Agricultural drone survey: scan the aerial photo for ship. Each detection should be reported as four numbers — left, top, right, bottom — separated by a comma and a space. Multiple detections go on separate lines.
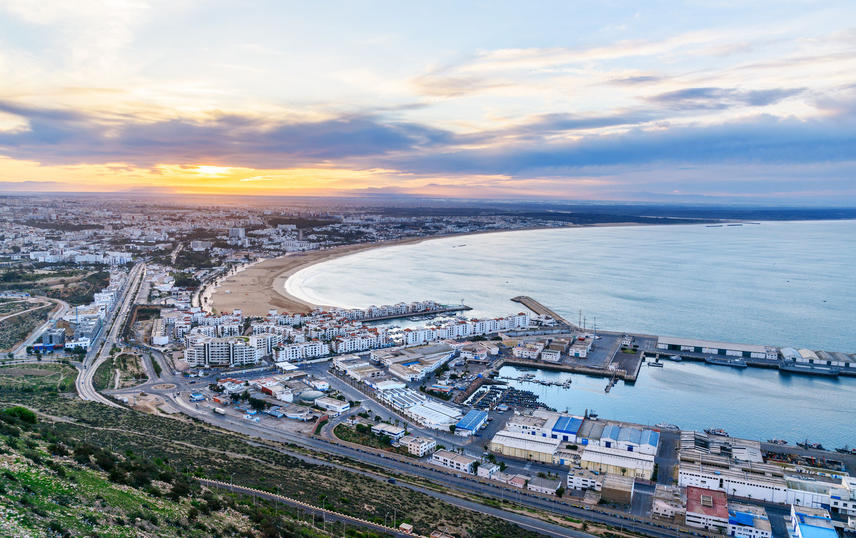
656, 423, 680, 431
706, 224, 724, 227
665, 355, 683, 361
648, 361, 664, 367
705, 356, 748, 368
705, 428, 729, 437
767, 439, 788, 445
779, 361, 840, 376
796, 440, 825, 451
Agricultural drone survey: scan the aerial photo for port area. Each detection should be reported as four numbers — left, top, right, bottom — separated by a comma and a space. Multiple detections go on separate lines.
506, 295, 856, 380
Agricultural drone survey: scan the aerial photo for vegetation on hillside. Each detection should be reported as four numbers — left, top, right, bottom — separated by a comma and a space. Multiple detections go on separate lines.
0, 365, 542, 537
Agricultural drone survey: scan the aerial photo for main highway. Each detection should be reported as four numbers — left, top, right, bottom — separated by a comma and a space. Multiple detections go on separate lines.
79, 261, 696, 537
75, 262, 145, 408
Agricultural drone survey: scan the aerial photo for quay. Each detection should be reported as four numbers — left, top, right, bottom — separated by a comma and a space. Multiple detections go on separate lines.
496, 357, 642, 382
511, 296, 579, 329
512, 296, 856, 379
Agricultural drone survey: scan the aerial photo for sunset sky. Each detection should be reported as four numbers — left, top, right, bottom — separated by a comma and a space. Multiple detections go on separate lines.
1, 1, 855, 202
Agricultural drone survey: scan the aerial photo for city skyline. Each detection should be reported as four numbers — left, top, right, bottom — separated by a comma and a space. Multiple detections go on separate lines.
1, 1, 855, 203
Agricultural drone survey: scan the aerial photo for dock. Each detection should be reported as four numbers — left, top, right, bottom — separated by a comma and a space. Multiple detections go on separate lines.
511, 296, 579, 329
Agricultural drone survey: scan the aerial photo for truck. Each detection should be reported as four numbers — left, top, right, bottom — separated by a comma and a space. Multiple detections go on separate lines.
212, 407, 226, 416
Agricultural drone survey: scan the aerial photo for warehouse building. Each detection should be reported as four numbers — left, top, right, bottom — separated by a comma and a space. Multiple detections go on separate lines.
455, 409, 488, 437
580, 444, 655, 479
601, 474, 635, 505
657, 336, 777, 360
488, 429, 560, 463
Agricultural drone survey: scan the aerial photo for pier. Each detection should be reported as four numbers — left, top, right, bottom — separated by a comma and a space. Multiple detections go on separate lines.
511, 296, 579, 329
510, 296, 855, 380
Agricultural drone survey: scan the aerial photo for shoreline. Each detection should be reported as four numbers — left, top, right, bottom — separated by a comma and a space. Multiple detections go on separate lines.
210, 224, 590, 316
207, 219, 754, 316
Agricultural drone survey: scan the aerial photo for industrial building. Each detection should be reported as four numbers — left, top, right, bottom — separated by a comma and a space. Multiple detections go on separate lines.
601, 474, 635, 505
657, 336, 777, 360
685, 486, 728, 532
376, 387, 462, 429
727, 503, 772, 538
788, 505, 838, 538
527, 477, 563, 495
455, 409, 488, 437
488, 429, 560, 463
580, 444, 656, 479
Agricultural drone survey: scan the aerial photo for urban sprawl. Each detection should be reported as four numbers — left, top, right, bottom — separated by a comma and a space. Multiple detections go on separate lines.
2, 196, 855, 538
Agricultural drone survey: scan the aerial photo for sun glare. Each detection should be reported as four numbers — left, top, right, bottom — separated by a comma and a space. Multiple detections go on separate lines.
195, 165, 231, 176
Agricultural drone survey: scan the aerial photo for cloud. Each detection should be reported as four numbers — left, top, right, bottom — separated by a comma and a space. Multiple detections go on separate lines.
647, 87, 804, 110
0, 100, 457, 167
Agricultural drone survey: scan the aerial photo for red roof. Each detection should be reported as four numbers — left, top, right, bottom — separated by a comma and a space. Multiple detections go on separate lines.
685, 486, 728, 520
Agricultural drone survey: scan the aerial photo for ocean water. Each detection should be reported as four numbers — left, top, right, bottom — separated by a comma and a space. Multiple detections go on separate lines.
286, 220, 856, 445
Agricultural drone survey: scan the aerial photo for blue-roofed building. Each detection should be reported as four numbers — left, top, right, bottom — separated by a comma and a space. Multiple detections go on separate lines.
788, 505, 838, 538
727, 503, 772, 538
583, 422, 660, 455
455, 409, 488, 436
549, 416, 583, 442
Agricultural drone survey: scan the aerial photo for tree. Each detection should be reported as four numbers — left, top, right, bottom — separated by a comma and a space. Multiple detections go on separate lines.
449, 425, 456, 434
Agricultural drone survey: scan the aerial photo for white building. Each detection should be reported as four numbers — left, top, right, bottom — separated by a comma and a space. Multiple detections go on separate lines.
399, 435, 436, 457
727, 503, 772, 538
314, 397, 350, 416
431, 450, 477, 474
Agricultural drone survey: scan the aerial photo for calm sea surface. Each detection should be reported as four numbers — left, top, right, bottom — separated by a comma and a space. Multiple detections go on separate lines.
287, 221, 856, 446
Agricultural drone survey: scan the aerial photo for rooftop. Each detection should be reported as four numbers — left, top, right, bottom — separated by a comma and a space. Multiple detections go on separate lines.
685, 486, 728, 520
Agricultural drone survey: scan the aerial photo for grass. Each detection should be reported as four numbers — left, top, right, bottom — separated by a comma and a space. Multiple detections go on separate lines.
0, 365, 544, 538
0, 305, 51, 352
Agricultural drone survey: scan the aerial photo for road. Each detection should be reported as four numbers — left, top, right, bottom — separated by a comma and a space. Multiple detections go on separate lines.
113, 377, 693, 538
75, 263, 145, 409
11, 297, 70, 358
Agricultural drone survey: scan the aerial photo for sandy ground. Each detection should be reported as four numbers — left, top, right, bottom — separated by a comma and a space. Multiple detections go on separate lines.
209, 238, 427, 316
207, 223, 652, 317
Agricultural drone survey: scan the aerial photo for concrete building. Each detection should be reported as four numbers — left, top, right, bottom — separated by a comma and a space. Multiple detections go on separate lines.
527, 477, 564, 495
788, 505, 837, 538
567, 468, 603, 492
431, 450, 477, 474
658, 336, 777, 360
652, 484, 686, 520
601, 474, 635, 505
399, 435, 436, 457
580, 444, 656, 479
685, 486, 728, 533
488, 429, 560, 463
371, 422, 406, 441
727, 503, 772, 538
313, 397, 350, 416
455, 409, 488, 437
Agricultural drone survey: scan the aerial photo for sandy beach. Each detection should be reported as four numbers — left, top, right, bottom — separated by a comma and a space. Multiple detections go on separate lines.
208, 223, 660, 317
208, 237, 427, 316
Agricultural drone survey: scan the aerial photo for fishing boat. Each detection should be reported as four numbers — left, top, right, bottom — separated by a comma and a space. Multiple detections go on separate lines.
767, 439, 788, 445
704, 428, 729, 437
796, 440, 825, 450
648, 361, 664, 367
666, 355, 683, 362
656, 423, 680, 431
